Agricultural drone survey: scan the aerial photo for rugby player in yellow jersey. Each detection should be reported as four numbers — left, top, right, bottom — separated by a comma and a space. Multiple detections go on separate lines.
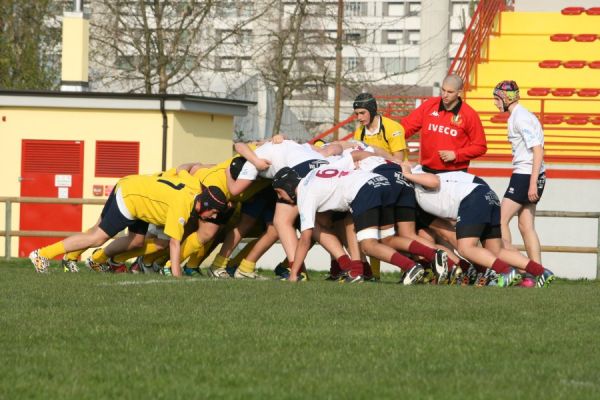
28, 171, 227, 277
349, 93, 409, 278
172, 154, 270, 276
352, 93, 408, 163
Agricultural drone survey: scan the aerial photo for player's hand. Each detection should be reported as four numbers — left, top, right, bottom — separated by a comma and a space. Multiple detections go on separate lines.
400, 161, 413, 175
271, 134, 286, 144
528, 185, 539, 202
254, 158, 271, 171
438, 150, 456, 163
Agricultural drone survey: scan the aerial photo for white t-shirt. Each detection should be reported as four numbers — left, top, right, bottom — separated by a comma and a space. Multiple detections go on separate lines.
237, 140, 326, 180
507, 104, 546, 174
411, 165, 480, 220
325, 151, 356, 170
297, 167, 380, 231
323, 140, 377, 170
357, 155, 387, 172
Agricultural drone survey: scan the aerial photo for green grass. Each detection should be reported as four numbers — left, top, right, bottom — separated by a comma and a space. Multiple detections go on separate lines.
1, 259, 599, 400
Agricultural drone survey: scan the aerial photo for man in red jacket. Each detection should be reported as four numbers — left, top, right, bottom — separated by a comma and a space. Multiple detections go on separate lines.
401, 74, 487, 173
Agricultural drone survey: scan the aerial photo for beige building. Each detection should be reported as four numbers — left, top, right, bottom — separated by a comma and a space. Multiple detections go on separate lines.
0, 90, 253, 258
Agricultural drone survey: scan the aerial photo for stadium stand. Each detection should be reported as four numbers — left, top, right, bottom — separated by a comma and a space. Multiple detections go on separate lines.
433, 7, 600, 164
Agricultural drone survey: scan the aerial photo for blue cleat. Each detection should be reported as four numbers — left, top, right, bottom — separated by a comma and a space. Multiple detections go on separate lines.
496, 268, 522, 288
536, 269, 555, 288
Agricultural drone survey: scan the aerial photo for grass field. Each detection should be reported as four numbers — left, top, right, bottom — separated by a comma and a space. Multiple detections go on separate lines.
1, 259, 599, 400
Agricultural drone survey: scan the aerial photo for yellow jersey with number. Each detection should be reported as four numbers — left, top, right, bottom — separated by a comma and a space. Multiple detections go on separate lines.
117, 171, 199, 241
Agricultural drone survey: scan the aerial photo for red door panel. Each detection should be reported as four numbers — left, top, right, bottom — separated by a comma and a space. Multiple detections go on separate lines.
19, 140, 84, 258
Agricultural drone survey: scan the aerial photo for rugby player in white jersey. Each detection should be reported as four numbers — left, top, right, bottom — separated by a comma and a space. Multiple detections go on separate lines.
401, 163, 555, 288
272, 164, 426, 284
354, 154, 466, 283
493, 80, 546, 263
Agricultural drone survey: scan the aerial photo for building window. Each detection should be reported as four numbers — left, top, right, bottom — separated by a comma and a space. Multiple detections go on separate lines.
385, 2, 405, 17
381, 57, 420, 73
407, 2, 421, 16
345, 30, 366, 44
451, 31, 464, 44
115, 55, 137, 71
406, 30, 420, 45
381, 57, 402, 74
345, 57, 364, 72
345, 2, 368, 17
282, 3, 298, 16
405, 57, 420, 72
216, 56, 240, 72
218, 29, 252, 45
217, 0, 238, 17
451, 2, 470, 17
384, 30, 403, 44
239, 1, 254, 17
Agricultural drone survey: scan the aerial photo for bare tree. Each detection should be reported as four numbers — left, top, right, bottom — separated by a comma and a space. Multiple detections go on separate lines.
249, 1, 445, 137
89, 0, 272, 94
0, 0, 62, 90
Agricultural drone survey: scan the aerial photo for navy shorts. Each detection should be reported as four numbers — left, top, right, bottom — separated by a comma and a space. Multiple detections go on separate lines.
456, 185, 501, 240
99, 188, 148, 237
241, 186, 276, 223
331, 211, 349, 222
350, 177, 394, 231
504, 173, 546, 205
373, 164, 416, 222
415, 205, 436, 230
291, 159, 329, 178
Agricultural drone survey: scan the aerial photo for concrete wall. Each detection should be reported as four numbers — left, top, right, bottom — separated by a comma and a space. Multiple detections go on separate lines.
171, 112, 234, 166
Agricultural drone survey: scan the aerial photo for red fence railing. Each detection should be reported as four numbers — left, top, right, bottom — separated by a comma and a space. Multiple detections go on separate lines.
447, 0, 506, 93
310, 95, 600, 164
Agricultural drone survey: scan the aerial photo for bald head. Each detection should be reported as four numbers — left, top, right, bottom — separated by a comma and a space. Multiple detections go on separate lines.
440, 74, 464, 110
443, 74, 464, 91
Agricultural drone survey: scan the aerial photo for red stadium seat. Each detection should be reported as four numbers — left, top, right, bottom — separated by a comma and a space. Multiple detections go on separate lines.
552, 88, 576, 97
538, 60, 562, 68
550, 33, 573, 42
552, 88, 575, 97
490, 113, 509, 123
561, 7, 585, 15
577, 88, 600, 97
589, 61, 600, 69
563, 60, 587, 68
527, 88, 551, 96
574, 34, 598, 42
542, 115, 564, 125
585, 7, 600, 15
565, 116, 589, 125
590, 117, 600, 125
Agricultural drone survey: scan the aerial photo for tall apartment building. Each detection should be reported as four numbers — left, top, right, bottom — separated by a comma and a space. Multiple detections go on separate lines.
63, 0, 476, 140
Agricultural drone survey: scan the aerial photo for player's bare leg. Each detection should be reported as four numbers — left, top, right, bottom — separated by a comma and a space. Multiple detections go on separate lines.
273, 202, 300, 263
